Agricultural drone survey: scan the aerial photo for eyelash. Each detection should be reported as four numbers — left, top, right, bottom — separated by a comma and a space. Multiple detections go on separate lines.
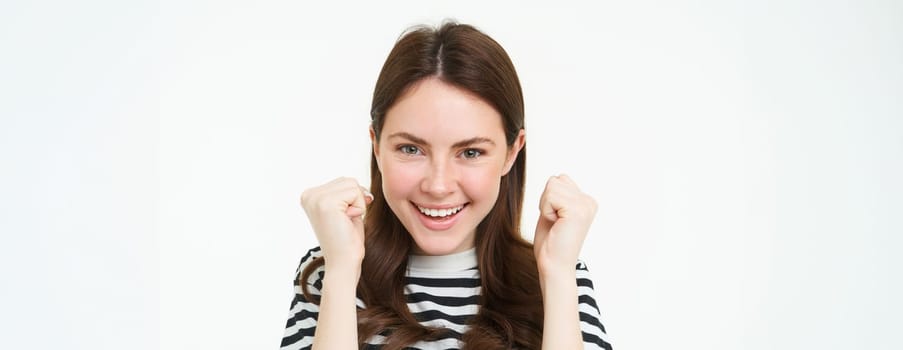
399, 145, 421, 155
461, 148, 483, 159
396, 145, 485, 159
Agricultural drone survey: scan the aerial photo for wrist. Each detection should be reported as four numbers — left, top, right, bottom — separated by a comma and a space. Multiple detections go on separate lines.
539, 267, 576, 285
538, 266, 576, 297
537, 258, 576, 279
323, 259, 363, 284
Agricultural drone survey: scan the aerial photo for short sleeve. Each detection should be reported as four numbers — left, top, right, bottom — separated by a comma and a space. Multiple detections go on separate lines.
576, 260, 613, 350
280, 247, 325, 350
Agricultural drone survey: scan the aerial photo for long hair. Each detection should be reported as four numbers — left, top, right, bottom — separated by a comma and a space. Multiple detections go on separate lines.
302, 21, 542, 349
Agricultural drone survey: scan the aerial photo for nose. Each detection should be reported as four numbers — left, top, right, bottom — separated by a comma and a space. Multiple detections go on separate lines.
420, 157, 456, 197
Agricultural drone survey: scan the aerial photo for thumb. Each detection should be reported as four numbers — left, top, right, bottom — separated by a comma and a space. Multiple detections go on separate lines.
534, 214, 552, 245
345, 188, 371, 218
538, 193, 560, 223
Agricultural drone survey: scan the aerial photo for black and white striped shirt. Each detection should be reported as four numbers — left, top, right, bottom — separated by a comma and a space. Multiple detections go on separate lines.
280, 247, 612, 349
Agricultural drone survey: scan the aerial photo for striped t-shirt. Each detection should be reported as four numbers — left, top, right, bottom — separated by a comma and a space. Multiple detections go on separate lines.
280, 247, 612, 349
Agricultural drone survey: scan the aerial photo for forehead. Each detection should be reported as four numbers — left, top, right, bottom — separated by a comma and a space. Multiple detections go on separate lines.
381, 78, 505, 142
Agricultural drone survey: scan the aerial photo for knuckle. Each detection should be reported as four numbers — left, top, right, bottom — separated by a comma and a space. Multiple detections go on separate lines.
585, 196, 598, 214
313, 199, 330, 211
299, 189, 312, 205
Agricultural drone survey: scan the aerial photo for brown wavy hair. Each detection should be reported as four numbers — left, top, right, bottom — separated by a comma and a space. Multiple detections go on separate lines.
301, 21, 543, 349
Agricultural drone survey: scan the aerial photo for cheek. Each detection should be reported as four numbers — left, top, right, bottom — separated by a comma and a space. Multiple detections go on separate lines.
381, 162, 420, 198
460, 167, 502, 200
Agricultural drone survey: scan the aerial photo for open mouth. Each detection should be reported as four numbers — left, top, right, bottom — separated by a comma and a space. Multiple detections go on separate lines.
413, 202, 468, 221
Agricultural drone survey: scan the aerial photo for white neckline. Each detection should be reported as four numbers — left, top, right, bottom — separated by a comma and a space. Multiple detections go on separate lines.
408, 247, 477, 272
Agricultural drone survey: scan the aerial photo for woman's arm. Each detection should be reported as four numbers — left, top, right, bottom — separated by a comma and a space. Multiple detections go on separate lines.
532, 174, 598, 349
299, 178, 372, 349
539, 265, 583, 349
312, 261, 361, 349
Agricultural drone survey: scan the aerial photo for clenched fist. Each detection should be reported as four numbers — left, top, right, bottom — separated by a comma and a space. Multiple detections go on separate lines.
533, 174, 598, 275
300, 177, 373, 270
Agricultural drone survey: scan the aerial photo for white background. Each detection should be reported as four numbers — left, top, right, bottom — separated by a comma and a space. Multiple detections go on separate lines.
2, 0, 901, 349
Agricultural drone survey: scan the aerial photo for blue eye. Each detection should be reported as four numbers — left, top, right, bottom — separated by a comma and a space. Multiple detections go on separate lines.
462, 149, 483, 159
399, 145, 421, 155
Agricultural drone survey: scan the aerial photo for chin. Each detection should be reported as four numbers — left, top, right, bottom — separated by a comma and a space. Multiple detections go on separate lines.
410, 234, 473, 256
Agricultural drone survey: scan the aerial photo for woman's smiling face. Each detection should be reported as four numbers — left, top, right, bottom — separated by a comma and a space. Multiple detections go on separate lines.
372, 77, 524, 256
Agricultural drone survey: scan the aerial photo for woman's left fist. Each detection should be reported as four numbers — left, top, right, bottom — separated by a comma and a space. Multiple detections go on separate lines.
533, 174, 598, 275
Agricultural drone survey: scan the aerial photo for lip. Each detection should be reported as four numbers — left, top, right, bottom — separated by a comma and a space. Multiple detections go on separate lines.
412, 202, 467, 210
410, 201, 467, 231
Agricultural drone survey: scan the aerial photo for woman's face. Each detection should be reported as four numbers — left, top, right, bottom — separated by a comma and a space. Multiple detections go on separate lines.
372, 78, 524, 256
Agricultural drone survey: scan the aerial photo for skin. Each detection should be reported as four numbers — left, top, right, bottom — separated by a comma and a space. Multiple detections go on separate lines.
299, 77, 597, 349
373, 78, 523, 256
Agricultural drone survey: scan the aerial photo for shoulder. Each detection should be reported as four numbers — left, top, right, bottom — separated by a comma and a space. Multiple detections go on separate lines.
294, 246, 326, 294
574, 259, 613, 349
574, 259, 600, 307
575, 259, 595, 286
282, 247, 324, 349
574, 259, 601, 308
295, 246, 324, 273
574, 259, 601, 316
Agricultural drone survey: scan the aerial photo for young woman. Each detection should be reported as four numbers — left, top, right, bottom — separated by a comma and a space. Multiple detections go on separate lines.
281, 21, 612, 350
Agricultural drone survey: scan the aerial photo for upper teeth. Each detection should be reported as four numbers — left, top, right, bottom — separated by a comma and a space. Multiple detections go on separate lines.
417, 205, 464, 217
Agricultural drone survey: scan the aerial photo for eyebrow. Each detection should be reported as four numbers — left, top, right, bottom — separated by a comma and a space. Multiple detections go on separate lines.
388, 132, 496, 148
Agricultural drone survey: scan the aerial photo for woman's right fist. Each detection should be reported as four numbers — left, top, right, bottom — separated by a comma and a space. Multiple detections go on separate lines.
300, 177, 373, 269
